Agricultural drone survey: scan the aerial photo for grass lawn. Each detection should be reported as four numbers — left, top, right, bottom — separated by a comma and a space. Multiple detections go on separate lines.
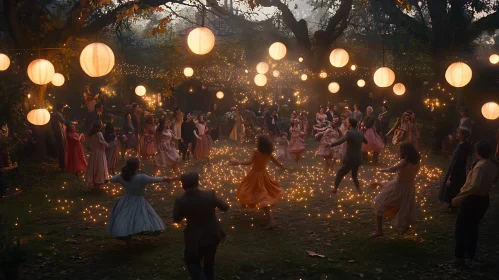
1, 140, 499, 280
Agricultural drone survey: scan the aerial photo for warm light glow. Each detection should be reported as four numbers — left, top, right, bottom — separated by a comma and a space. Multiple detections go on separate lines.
135, 85, 146, 96
357, 79, 365, 87
80, 43, 115, 77
301, 74, 308, 81
329, 48, 349, 68
27, 59, 55, 85
328, 82, 340, 93
256, 62, 269, 74
489, 54, 499, 64
184, 67, 194, 77
187, 27, 215, 55
393, 83, 406, 95
216, 91, 224, 99
0, 54, 10, 71
254, 74, 267, 86
272, 70, 280, 77
351, 65, 357, 71
445, 62, 472, 88
51, 73, 65, 87
319, 72, 327, 78
481, 102, 499, 120
27, 109, 50, 125
373, 67, 396, 87
269, 42, 287, 60
298, 57, 303, 62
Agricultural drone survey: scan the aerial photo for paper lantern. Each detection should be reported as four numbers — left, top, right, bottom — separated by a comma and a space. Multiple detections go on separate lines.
0, 54, 10, 71
273, 70, 280, 78
445, 62, 472, 88
51, 73, 65, 87
184, 67, 194, 77
216, 91, 224, 99
27, 109, 50, 125
351, 65, 357, 71
27, 59, 55, 85
357, 79, 366, 87
256, 62, 269, 74
329, 48, 349, 68
135, 85, 146, 96
328, 82, 340, 93
481, 102, 499, 120
319, 72, 328, 78
269, 42, 287, 60
373, 67, 396, 87
80, 43, 115, 77
298, 57, 303, 62
301, 74, 308, 81
489, 54, 499, 65
187, 27, 215, 55
254, 74, 267, 86
393, 83, 406, 96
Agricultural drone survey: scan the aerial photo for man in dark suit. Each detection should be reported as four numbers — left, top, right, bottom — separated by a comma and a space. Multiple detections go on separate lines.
265, 109, 279, 140
330, 118, 368, 195
377, 104, 391, 146
173, 172, 229, 280
326, 105, 334, 122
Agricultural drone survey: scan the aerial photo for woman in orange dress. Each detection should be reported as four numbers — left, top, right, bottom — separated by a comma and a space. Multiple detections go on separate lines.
66, 123, 87, 175
140, 115, 157, 158
230, 135, 286, 229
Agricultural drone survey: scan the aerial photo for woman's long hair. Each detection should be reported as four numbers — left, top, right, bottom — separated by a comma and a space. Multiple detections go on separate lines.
104, 122, 115, 142
257, 135, 274, 155
121, 157, 140, 181
88, 121, 102, 137
400, 141, 420, 164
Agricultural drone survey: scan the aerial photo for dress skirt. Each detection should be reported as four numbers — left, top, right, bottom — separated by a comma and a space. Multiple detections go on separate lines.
373, 180, 416, 227
66, 142, 87, 173
288, 136, 306, 155
105, 140, 118, 170
362, 128, 384, 153
236, 170, 284, 208
107, 194, 165, 238
194, 134, 210, 159
154, 142, 179, 168
140, 134, 156, 158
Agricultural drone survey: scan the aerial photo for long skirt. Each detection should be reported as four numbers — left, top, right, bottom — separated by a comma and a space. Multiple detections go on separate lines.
362, 128, 384, 153
194, 134, 210, 159
105, 140, 118, 171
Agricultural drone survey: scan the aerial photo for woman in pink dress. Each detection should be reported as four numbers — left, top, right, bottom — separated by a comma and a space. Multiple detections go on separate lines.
194, 116, 210, 161
408, 111, 420, 151
153, 120, 179, 174
140, 115, 157, 159
339, 110, 352, 159
361, 106, 384, 164
300, 112, 309, 141
86, 121, 109, 189
315, 120, 341, 171
315, 107, 327, 135
288, 116, 306, 163
369, 142, 420, 237
66, 123, 87, 175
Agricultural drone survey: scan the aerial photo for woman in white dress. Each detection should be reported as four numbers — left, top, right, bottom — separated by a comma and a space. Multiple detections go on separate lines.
108, 157, 173, 245
153, 120, 180, 174
275, 132, 290, 161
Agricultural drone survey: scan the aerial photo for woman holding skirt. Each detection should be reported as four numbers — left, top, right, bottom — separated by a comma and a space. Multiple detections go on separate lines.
194, 116, 210, 162
153, 120, 180, 174
361, 106, 384, 164
288, 116, 306, 163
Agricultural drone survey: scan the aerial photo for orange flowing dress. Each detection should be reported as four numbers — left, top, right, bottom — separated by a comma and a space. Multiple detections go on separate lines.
236, 150, 284, 208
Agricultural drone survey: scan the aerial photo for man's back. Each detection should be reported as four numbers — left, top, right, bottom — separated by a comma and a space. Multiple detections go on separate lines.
345, 129, 365, 166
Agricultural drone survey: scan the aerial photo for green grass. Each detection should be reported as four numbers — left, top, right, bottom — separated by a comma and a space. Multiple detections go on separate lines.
1, 140, 499, 280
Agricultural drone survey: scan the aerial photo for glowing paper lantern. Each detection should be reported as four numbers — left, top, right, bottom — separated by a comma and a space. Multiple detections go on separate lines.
445, 62, 472, 88
51, 73, 65, 87
269, 42, 287, 60
489, 54, 499, 65
187, 27, 215, 55
351, 65, 357, 71
298, 57, 303, 62
328, 82, 340, 93
301, 74, 308, 81
273, 70, 280, 77
481, 102, 499, 120
0, 54, 10, 71
319, 72, 328, 78
254, 74, 267, 86
27, 109, 50, 125
80, 43, 115, 77
135, 85, 146, 96
393, 83, 406, 96
184, 67, 194, 77
357, 79, 366, 87
216, 91, 224, 99
256, 62, 269, 74
329, 48, 349, 68
373, 67, 396, 87
27, 59, 55, 85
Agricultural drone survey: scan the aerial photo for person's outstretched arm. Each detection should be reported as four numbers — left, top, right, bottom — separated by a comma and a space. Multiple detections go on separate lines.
330, 133, 348, 147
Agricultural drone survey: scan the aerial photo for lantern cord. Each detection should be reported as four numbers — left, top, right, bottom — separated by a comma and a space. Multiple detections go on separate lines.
201, 5, 206, 27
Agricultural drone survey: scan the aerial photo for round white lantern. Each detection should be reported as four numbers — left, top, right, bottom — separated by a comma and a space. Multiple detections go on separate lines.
301, 74, 308, 81
351, 65, 357, 71
272, 70, 280, 77
27, 59, 55, 85
298, 57, 303, 62
254, 74, 267, 86
216, 91, 224, 99
135, 85, 146, 96
51, 73, 65, 87
256, 62, 269, 74
0, 54, 10, 71
329, 48, 349, 68
445, 62, 472, 88
187, 27, 215, 55
393, 83, 406, 96
80, 43, 115, 77
27, 109, 50, 125
184, 67, 194, 77
489, 54, 499, 65
357, 79, 366, 87
481, 102, 499, 120
269, 42, 287, 60
328, 82, 340, 93
373, 67, 396, 87
319, 72, 328, 79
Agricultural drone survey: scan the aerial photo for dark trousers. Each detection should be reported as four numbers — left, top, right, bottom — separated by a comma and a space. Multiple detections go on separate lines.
455, 195, 489, 259
54, 131, 66, 169
334, 164, 360, 190
184, 241, 219, 280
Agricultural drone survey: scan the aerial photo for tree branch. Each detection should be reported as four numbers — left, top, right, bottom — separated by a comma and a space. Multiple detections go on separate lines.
468, 11, 499, 41
323, 0, 353, 45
